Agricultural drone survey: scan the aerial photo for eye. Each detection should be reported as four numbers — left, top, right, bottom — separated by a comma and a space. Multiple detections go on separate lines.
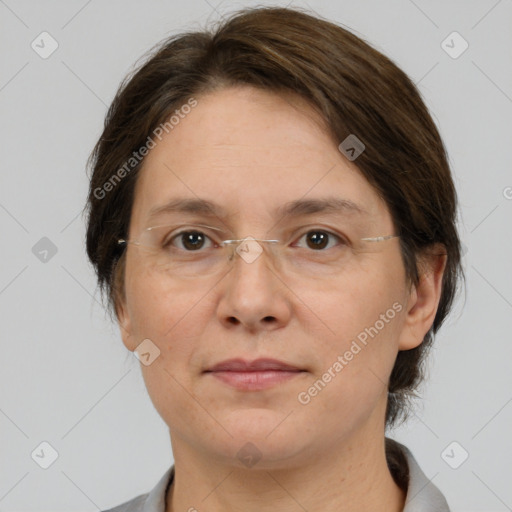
294, 230, 345, 251
167, 230, 215, 251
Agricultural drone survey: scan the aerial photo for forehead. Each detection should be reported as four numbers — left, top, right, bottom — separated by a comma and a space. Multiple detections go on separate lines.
130, 86, 391, 230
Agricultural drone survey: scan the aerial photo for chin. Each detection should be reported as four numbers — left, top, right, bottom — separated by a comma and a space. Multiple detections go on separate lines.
205, 409, 313, 468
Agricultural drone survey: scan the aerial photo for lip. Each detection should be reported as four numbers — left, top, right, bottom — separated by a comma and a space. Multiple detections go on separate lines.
205, 358, 305, 391
207, 358, 302, 372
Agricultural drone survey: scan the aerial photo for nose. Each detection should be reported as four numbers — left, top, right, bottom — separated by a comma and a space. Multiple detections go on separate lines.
215, 241, 292, 332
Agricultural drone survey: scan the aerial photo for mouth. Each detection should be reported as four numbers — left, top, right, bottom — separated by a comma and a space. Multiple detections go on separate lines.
204, 358, 306, 391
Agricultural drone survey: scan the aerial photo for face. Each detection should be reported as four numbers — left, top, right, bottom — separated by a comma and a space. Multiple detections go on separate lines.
117, 86, 427, 469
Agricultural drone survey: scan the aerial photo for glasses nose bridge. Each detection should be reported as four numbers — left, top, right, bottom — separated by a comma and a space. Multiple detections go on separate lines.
222, 236, 281, 266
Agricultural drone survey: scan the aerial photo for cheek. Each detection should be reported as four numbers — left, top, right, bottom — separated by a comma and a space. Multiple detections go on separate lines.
297, 261, 405, 342
126, 270, 215, 425
125, 257, 213, 340
297, 303, 404, 438
299, 264, 406, 395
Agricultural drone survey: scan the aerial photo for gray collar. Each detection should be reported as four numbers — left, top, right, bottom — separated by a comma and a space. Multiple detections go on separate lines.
399, 442, 451, 511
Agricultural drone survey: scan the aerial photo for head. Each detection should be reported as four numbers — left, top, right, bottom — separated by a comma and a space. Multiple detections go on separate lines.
85, 6, 463, 466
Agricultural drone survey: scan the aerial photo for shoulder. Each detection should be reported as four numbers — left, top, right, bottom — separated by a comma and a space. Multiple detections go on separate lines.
101, 467, 174, 512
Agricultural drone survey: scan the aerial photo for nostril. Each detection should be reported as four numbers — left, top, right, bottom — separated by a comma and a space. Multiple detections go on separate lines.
263, 316, 276, 323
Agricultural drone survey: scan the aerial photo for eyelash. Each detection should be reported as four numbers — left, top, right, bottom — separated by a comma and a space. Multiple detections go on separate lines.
164, 227, 348, 251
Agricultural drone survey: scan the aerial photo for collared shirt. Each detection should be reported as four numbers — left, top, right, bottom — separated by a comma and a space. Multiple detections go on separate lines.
102, 440, 450, 512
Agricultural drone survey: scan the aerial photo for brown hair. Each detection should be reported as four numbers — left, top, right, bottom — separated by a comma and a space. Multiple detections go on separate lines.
85, 6, 464, 427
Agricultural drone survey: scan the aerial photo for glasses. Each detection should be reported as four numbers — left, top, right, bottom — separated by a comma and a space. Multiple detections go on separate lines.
118, 223, 399, 279
118, 224, 399, 278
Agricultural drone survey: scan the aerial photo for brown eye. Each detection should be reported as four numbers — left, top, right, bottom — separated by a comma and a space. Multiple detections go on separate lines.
296, 230, 342, 251
171, 231, 212, 251
305, 231, 329, 250
183, 232, 205, 250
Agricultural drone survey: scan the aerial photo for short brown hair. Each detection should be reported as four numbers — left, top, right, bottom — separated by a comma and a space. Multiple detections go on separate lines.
85, 6, 464, 427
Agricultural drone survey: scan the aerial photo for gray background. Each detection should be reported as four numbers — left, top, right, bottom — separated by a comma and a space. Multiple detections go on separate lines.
1, 0, 511, 510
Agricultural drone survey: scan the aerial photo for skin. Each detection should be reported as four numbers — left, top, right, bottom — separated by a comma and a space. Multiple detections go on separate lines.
117, 85, 447, 512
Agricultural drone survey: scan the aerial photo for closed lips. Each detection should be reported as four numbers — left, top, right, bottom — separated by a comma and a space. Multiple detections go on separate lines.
206, 358, 303, 372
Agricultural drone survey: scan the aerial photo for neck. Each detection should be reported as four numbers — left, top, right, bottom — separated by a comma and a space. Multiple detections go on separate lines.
166, 428, 405, 512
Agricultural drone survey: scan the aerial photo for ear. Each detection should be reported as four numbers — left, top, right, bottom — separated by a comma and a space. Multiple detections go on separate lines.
116, 298, 136, 352
112, 257, 136, 352
398, 246, 447, 351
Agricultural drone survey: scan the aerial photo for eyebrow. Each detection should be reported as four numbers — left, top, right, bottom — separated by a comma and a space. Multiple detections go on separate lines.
147, 197, 368, 223
276, 197, 368, 218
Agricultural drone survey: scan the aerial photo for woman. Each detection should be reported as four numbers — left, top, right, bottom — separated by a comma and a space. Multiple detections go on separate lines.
86, 6, 463, 511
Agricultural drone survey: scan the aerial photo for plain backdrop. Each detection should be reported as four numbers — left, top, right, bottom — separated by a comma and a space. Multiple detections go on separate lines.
1, 0, 511, 510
